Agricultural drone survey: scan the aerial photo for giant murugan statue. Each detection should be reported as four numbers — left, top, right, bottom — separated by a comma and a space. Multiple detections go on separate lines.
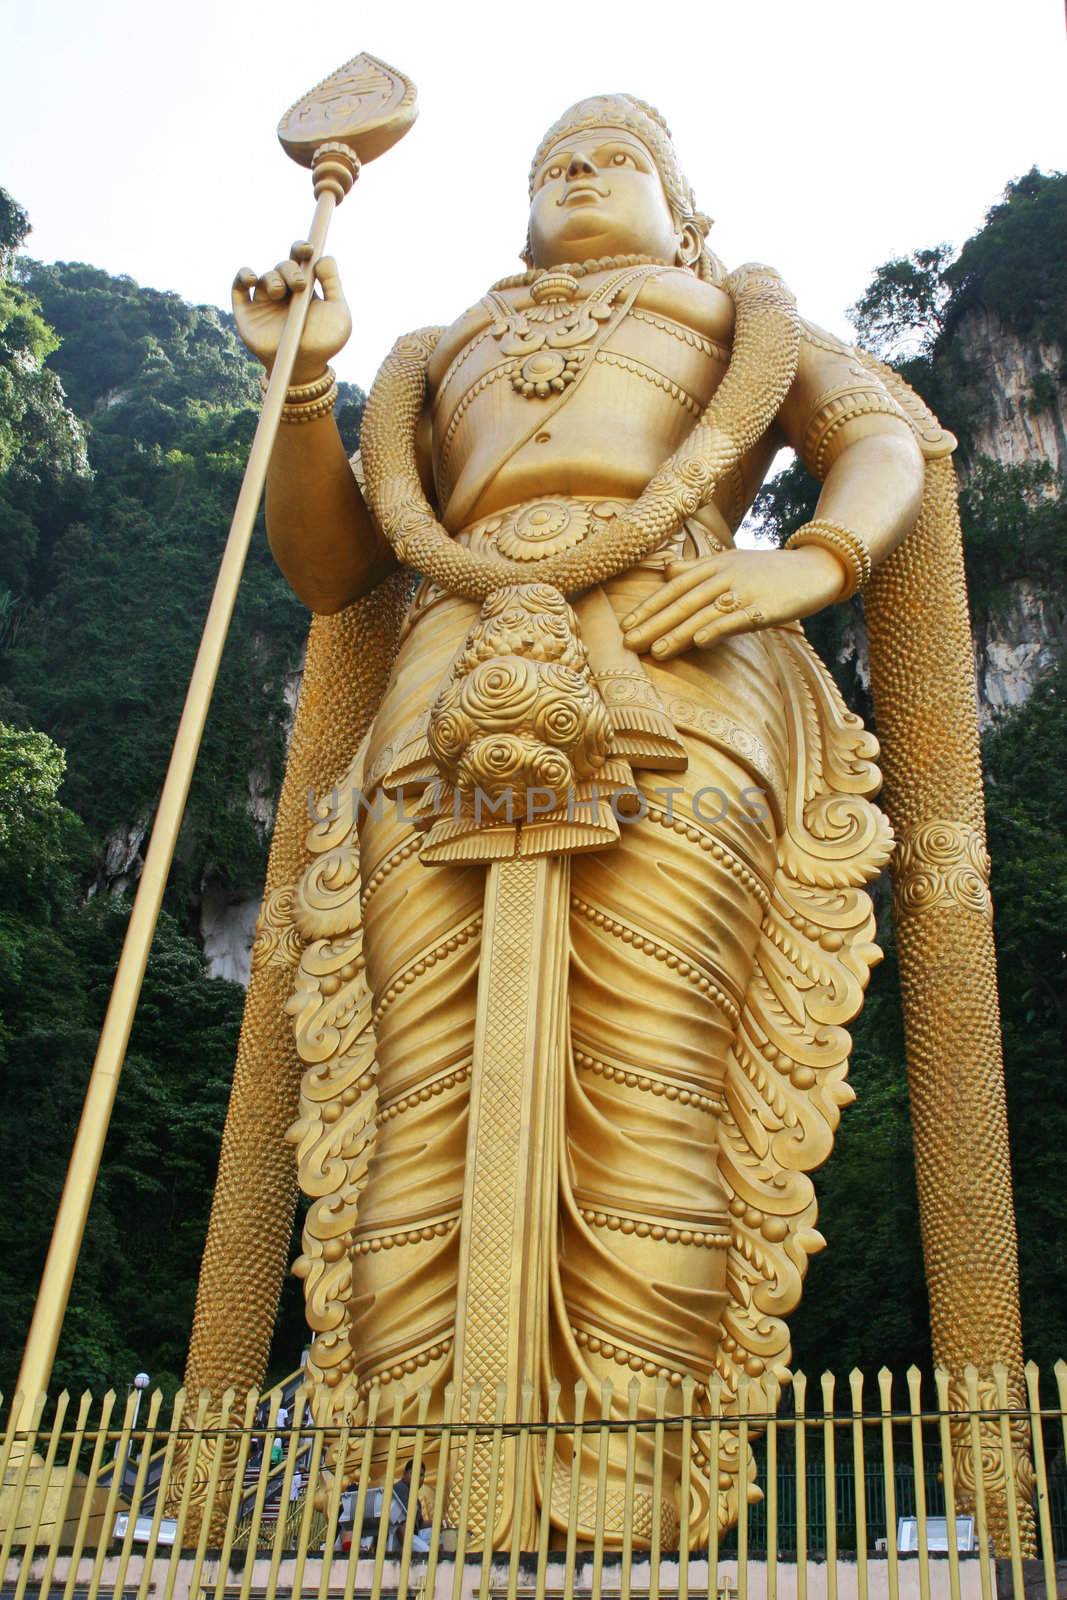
186, 94, 1029, 1548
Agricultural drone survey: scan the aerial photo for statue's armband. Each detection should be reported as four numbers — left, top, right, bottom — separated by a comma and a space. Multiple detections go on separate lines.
779, 319, 916, 482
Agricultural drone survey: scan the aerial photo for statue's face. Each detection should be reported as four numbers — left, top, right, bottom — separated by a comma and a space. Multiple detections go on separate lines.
527, 126, 680, 267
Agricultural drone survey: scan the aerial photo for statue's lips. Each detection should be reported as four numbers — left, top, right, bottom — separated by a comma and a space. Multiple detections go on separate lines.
558, 185, 609, 207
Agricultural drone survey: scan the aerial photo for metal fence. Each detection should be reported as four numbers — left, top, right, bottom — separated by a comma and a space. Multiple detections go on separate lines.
2, 1361, 1066, 1600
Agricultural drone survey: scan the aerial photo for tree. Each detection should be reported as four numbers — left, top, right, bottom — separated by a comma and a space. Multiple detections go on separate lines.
0, 193, 88, 604
982, 664, 1067, 1364
849, 245, 953, 364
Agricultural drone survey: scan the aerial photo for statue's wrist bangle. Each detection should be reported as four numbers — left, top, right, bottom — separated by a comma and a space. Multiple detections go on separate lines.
785, 518, 871, 599
261, 365, 339, 423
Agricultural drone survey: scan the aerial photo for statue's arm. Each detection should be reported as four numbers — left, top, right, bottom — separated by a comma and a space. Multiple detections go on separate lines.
774, 321, 926, 570
232, 250, 398, 614
622, 321, 925, 660
264, 414, 396, 614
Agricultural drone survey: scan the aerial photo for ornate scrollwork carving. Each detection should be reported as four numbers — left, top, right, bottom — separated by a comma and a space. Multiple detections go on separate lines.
946, 1369, 1037, 1513
711, 629, 892, 1529
894, 820, 992, 920
250, 884, 304, 971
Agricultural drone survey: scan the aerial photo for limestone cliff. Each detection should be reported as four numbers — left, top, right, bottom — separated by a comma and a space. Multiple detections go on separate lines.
956, 308, 1067, 476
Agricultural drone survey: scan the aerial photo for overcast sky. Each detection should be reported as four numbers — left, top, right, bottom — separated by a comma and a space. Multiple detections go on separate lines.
2, 0, 1064, 389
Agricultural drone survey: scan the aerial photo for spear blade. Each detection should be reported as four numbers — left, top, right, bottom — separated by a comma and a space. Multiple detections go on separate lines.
278, 51, 418, 170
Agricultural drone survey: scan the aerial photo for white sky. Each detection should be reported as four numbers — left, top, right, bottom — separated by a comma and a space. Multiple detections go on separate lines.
2, 0, 1065, 390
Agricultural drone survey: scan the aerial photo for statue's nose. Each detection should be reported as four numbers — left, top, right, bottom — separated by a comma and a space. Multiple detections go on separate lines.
566, 151, 597, 180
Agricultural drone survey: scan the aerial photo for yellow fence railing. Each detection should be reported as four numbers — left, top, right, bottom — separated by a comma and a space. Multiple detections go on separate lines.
2, 1361, 1066, 1600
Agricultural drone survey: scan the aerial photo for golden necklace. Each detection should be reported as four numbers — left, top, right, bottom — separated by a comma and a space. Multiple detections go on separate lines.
485, 261, 664, 399
490, 253, 673, 292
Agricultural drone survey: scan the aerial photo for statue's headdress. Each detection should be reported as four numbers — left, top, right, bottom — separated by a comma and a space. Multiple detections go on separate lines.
526, 94, 723, 282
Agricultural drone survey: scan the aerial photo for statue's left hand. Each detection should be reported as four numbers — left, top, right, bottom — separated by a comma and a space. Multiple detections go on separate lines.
621, 546, 845, 660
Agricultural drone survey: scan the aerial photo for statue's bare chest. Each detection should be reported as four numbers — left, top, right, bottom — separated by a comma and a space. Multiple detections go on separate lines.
428, 266, 736, 525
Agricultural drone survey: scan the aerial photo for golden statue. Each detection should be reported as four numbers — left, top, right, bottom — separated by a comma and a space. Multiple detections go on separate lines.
183, 92, 1030, 1549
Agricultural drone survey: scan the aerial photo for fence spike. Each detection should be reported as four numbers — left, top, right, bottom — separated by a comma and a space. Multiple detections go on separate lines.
878, 1367, 899, 1600
962, 1367, 994, 1600
562, 1378, 587, 1600
1023, 1360, 1057, 1600
905, 1365, 931, 1600
61, 1386, 117, 1600
10, 1387, 70, 1600
992, 1363, 1025, 1595
820, 1373, 838, 1600
422, 1381, 459, 1600
709, 1369, 724, 1600
620, 1378, 641, 1600
589, 1379, 614, 1600
36, 1389, 95, 1600
396, 1383, 432, 1600
764, 1369, 781, 1600
214, 1385, 260, 1600
649, 1375, 668, 1600
793, 1370, 808, 1600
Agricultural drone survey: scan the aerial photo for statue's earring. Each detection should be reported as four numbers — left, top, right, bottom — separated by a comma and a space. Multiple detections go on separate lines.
675, 224, 702, 269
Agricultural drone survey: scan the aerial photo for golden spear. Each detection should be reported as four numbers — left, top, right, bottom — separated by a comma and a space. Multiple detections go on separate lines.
12, 53, 417, 1414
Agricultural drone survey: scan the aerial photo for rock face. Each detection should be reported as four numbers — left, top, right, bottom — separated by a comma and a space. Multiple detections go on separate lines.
951, 312, 1066, 722
200, 886, 262, 986
955, 309, 1067, 477
92, 816, 150, 899
975, 580, 1067, 727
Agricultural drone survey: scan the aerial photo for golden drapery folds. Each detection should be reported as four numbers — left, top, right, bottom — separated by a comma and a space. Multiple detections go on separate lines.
283, 532, 891, 1542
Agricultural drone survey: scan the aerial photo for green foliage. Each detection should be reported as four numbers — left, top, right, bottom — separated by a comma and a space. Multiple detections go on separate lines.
959, 456, 1066, 611
0, 722, 87, 911
335, 381, 366, 456
944, 168, 1067, 359
0, 721, 66, 848
849, 245, 954, 363
982, 663, 1067, 1364
0, 888, 246, 1393
847, 170, 1067, 446
0, 197, 88, 576
19, 261, 260, 428
0, 256, 313, 902
0, 189, 29, 273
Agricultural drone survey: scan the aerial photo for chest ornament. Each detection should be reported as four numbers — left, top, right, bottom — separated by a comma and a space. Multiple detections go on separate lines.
484, 264, 661, 399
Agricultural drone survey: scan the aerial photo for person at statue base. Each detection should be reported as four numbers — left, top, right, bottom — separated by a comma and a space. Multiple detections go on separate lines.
232, 94, 933, 1546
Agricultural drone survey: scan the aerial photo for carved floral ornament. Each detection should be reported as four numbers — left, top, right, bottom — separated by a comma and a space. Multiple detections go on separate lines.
893, 820, 993, 919
428, 585, 611, 811
251, 883, 304, 971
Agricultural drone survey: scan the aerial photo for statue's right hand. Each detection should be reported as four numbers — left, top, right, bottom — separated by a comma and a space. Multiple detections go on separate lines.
231, 243, 352, 385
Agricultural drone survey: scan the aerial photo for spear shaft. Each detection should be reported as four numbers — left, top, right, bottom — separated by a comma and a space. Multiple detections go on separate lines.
13, 46, 418, 1407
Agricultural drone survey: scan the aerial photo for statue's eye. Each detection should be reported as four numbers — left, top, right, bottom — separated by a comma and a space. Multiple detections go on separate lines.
546, 165, 563, 182
611, 152, 635, 167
